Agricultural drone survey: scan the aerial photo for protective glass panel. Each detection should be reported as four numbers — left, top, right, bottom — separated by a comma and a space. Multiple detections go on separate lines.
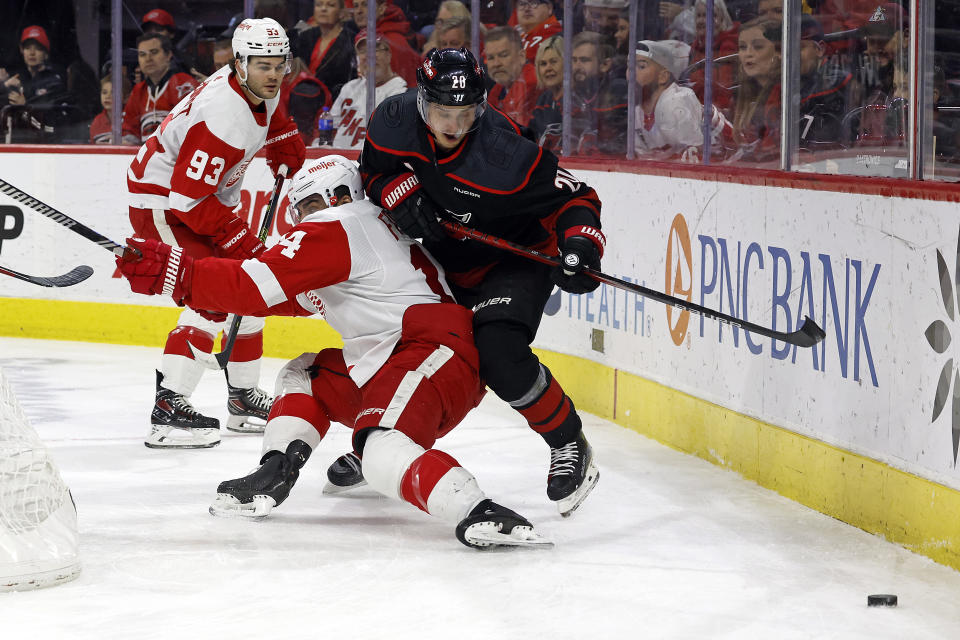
929, 5, 960, 181
791, 2, 911, 177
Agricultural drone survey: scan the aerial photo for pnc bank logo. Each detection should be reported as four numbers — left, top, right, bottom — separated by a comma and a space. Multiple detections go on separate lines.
664, 213, 692, 345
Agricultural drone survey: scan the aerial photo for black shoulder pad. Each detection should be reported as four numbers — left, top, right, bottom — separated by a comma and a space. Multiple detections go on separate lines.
485, 128, 520, 170
382, 94, 404, 128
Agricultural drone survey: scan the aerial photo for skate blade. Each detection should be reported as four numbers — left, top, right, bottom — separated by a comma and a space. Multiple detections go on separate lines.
225, 414, 266, 434
464, 523, 554, 550
208, 493, 276, 519
322, 479, 368, 495
557, 462, 599, 518
145, 425, 220, 449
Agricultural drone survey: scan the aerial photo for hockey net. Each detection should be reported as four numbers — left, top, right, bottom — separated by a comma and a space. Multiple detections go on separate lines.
0, 366, 80, 591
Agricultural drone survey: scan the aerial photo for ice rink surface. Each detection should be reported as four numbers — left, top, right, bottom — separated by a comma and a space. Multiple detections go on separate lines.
2, 337, 960, 639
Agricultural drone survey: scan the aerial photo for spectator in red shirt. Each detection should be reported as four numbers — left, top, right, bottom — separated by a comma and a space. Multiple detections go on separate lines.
295, 0, 357, 101
89, 73, 132, 144
687, 0, 739, 111
517, 0, 562, 63
350, 0, 422, 86
485, 26, 540, 126
729, 18, 782, 163
122, 33, 198, 144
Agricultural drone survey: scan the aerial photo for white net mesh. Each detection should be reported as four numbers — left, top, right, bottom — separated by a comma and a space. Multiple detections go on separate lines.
0, 366, 80, 591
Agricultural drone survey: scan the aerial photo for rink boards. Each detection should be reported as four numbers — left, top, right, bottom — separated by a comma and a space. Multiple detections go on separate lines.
0, 147, 959, 571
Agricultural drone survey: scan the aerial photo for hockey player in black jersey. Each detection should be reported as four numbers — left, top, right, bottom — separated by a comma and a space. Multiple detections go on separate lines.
351, 47, 602, 517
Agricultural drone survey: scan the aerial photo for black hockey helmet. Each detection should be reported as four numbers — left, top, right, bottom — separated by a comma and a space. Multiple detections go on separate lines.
416, 48, 487, 135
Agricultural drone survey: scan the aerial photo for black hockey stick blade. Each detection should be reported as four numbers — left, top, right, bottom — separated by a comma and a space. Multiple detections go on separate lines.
792, 316, 828, 348
207, 168, 289, 370
0, 264, 93, 288
440, 220, 827, 349
0, 177, 139, 258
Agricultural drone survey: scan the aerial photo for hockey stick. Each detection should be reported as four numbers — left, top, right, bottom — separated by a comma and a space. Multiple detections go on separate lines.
440, 220, 827, 348
0, 178, 137, 258
190, 168, 288, 370
0, 264, 93, 288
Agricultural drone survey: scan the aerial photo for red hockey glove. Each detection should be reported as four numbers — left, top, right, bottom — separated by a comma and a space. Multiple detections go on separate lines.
215, 217, 265, 261
552, 225, 604, 294
381, 172, 446, 243
116, 237, 194, 304
265, 120, 305, 178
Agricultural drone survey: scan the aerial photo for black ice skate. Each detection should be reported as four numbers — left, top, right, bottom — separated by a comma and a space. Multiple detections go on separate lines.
225, 380, 273, 434
455, 499, 553, 549
547, 431, 599, 517
209, 440, 312, 518
146, 370, 221, 449
322, 451, 367, 494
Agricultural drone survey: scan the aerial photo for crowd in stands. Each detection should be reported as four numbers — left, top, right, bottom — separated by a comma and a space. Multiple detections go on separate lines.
1, 1, 959, 171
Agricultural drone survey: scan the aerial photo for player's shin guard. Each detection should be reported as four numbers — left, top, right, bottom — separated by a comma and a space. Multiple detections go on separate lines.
510, 365, 599, 516
363, 429, 484, 522
363, 429, 550, 549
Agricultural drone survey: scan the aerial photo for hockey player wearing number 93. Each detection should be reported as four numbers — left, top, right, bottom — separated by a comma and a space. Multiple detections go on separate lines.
358, 47, 603, 517
116, 156, 551, 549
125, 18, 307, 450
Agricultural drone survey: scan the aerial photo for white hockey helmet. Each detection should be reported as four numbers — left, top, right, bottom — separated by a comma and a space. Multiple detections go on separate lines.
288, 155, 365, 221
232, 18, 291, 84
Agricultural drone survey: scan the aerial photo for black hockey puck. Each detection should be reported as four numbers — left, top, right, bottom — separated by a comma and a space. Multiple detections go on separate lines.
867, 594, 898, 607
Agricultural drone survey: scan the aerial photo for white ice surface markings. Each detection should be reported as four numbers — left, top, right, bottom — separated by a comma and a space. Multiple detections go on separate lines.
1, 337, 959, 639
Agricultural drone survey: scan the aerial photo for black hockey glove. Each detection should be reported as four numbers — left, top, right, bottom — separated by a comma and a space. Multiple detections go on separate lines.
552, 226, 605, 294
381, 172, 446, 243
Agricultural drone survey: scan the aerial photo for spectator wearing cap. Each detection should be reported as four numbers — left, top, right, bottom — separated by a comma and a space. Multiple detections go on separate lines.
729, 17, 781, 163
326, 30, 407, 148
517, 0, 561, 63
584, 0, 628, 38
797, 14, 853, 151
632, 39, 732, 161
529, 34, 564, 150
349, 0, 421, 86
485, 26, 540, 127
293, 0, 357, 102
435, 15, 472, 50
569, 30, 628, 155
121, 32, 198, 144
142, 9, 177, 41
850, 2, 907, 107
2, 26, 67, 109
141, 8, 194, 76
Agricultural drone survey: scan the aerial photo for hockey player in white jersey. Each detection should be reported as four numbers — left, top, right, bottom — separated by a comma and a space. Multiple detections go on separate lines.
326, 30, 407, 149
116, 156, 549, 550
126, 18, 306, 449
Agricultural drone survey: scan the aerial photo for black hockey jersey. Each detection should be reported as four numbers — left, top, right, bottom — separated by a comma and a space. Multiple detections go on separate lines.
359, 89, 601, 286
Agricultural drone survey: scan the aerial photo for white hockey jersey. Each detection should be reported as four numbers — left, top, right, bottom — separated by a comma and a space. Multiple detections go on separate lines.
328, 76, 407, 149
127, 65, 290, 235
634, 83, 730, 159
187, 198, 455, 386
